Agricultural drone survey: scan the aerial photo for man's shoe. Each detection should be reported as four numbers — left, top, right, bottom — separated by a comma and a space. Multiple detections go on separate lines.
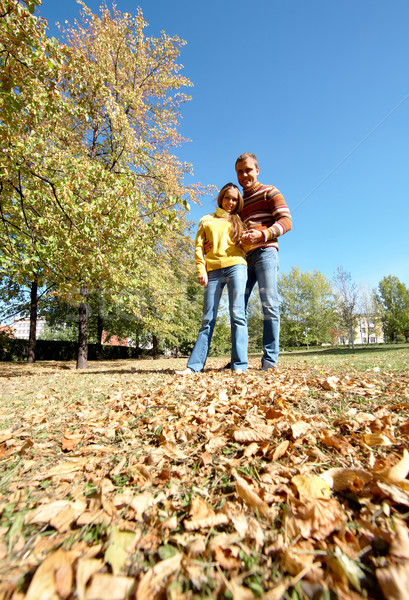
219, 362, 231, 371
233, 368, 245, 375
261, 361, 276, 371
175, 367, 195, 375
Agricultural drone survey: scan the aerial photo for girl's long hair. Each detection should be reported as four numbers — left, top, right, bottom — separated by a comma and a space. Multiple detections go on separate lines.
217, 183, 244, 245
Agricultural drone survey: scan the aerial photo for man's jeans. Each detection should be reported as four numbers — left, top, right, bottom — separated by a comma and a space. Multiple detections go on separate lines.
245, 247, 280, 367
187, 264, 248, 372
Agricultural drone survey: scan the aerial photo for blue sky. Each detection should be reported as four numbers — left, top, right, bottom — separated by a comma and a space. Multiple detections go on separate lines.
37, 0, 409, 291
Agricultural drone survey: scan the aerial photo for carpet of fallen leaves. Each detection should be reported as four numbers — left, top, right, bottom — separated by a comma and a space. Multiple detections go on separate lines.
1, 355, 409, 600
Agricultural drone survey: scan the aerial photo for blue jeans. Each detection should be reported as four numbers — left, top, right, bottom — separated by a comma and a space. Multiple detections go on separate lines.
245, 247, 280, 367
187, 264, 248, 372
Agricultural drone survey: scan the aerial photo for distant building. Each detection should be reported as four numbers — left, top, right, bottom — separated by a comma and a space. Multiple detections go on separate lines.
354, 316, 385, 345
11, 318, 46, 340
101, 332, 129, 347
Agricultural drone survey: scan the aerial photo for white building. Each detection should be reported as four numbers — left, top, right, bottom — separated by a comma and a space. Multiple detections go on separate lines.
12, 318, 46, 340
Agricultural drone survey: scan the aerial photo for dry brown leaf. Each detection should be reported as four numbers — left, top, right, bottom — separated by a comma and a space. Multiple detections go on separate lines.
283, 540, 315, 576
376, 562, 409, 600
184, 496, 229, 531
45, 458, 88, 477
229, 579, 255, 599
320, 467, 372, 492
85, 574, 135, 600
214, 545, 241, 570
205, 435, 228, 453
76, 559, 105, 600
291, 497, 344, 540
389, 520, 409, 559
378, 449, 409, 482
232, 469, 269, 517
130, 491, 155, 520
271, 440, 290, 461
25, 500, 86, 527
321, 376, 340, 390
61, 433, 84, 452
244, 442, 260, 457
362, 432, 393, 447
136, 553, 182, 600
233, 426, 274, 443
290, 421, 310, 440
55, 562, 73, 599
319, 431, 355, 455
25, 549, 80, 600
184, 512, 229, 531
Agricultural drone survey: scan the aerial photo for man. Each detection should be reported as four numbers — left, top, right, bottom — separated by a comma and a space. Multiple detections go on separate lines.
234, 152, 292, 369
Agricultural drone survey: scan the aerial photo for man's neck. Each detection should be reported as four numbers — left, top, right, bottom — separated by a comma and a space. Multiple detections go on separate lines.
243, 181, 260, 195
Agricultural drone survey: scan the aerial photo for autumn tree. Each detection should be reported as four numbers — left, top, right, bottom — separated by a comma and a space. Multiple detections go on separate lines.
377, 275, 409, 342
333, 267, 359, 349
0, 0, 65, 361
1, 1, 202, 368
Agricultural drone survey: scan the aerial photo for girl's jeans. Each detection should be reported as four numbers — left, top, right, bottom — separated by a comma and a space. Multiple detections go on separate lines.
245, 247, 280, 368
187, 264, 248, 372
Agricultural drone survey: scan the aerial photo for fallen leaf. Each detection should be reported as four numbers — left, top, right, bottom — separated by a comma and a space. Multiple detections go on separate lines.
376, 562, 409, 600
292, 474, 331, 499
85, 574, 135, 600
232, 469, 269, 517
290, 497, 344, 540
136, 553, 182, 600
25, 549, 79, 600
105, 526, 138, 576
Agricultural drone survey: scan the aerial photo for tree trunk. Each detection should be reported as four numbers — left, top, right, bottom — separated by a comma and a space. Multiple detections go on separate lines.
152, 334, 159, 359
96, 297, 104, 360
27, 278, 38, 363
76, 284, 89, 369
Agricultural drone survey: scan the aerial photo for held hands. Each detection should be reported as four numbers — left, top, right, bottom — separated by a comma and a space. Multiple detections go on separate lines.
197, 273, 208, 287
241, 228, 264, 244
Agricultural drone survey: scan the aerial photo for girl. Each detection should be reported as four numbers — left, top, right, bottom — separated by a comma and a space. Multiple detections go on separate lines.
177, 183, 248, 374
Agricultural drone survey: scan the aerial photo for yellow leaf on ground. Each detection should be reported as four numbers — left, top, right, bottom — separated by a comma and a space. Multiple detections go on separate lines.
292, 474, 331, 499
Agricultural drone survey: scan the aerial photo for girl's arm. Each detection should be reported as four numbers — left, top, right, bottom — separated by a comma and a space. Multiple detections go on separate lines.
194, 219, 208, 285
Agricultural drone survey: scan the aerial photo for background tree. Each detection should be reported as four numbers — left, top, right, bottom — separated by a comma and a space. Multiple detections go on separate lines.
279, 267, 336, 348
377, 275, 409, 342
357, 284, 382, 344
333, 266, 359, 349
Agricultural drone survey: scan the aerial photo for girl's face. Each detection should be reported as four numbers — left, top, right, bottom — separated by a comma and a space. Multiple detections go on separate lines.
221, 187, 239, 213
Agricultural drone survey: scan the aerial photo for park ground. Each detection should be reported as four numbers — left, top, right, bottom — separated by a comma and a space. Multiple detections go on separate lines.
0, 345, 408, 599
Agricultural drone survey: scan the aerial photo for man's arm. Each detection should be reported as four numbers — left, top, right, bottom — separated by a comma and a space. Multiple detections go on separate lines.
264, 188, 292, 242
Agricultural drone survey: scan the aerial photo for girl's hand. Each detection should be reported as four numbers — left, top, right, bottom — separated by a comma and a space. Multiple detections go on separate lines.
198, 273, 208, 287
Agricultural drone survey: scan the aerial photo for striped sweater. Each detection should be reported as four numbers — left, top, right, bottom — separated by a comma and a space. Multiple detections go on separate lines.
241, 181, 292, 252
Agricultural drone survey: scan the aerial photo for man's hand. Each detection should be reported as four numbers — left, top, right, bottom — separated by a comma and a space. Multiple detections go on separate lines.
198, 273, 208, 287
241, 228, 264, 244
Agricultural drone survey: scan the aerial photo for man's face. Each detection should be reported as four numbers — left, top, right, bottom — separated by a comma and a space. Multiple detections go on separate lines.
236, 157, 259, 191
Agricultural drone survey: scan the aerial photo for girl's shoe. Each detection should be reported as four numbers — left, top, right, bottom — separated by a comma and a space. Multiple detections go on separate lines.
233, 369, 245, 374
175, 368, 194, 375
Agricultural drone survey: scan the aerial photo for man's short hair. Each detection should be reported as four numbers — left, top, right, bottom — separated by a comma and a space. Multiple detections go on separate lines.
235, 152, 258, 169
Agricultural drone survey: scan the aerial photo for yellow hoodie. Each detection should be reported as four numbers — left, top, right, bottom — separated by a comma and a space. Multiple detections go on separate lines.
195, 207, 247, 276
